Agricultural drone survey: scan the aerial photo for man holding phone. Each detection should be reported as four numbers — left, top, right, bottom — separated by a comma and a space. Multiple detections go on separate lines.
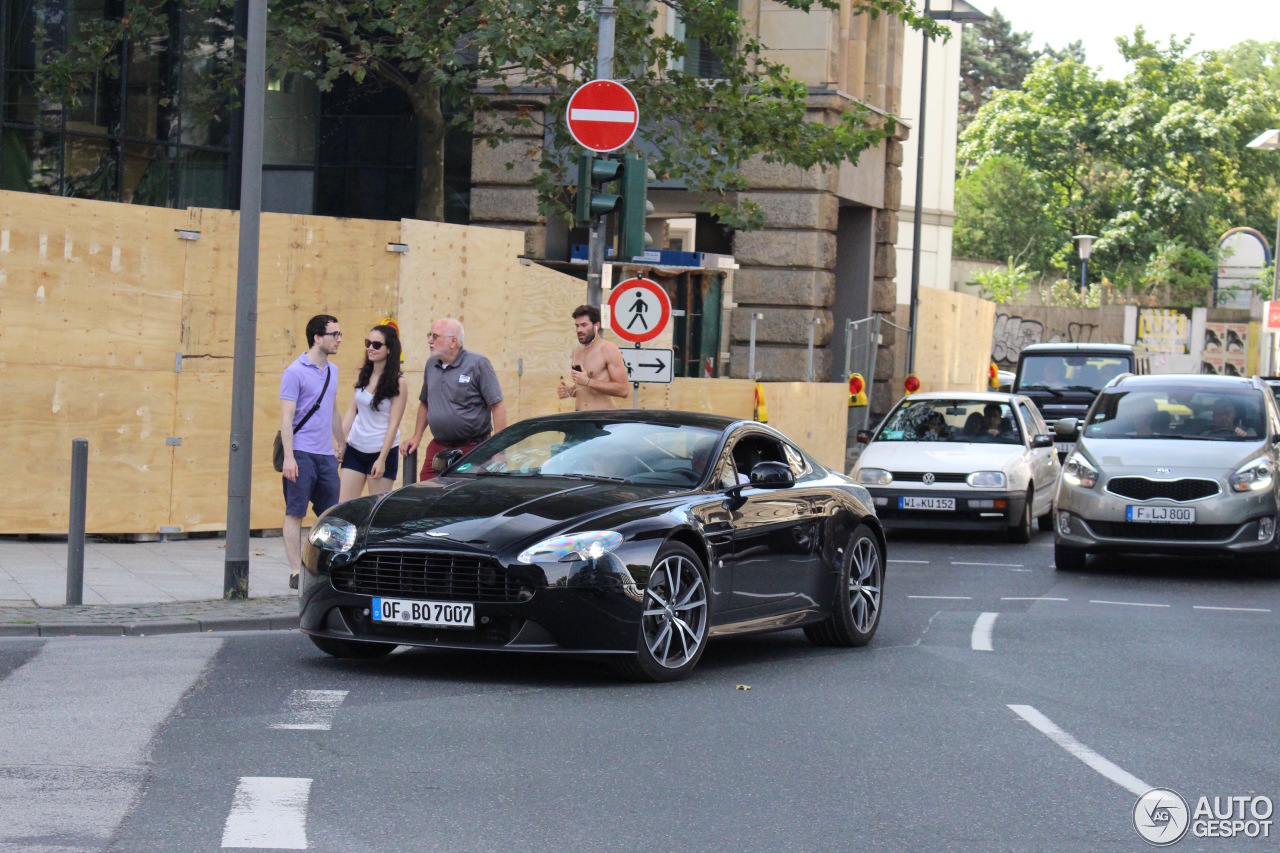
558, 305, 629, 410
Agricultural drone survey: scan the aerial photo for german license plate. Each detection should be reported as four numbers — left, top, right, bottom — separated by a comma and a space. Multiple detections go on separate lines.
899, 497, 955, 511
371, 597, 475, 628
1127, 506, 1195, 524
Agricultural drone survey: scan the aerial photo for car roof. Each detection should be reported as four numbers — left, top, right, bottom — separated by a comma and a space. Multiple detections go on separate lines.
1019, 343, 1135, 354
897, 391, 1024, 403
520, 409, 739, 430
1106, 373, 1260, 392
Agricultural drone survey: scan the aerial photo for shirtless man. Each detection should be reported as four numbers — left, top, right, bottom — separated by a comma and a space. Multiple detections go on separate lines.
557, 304, 630, 410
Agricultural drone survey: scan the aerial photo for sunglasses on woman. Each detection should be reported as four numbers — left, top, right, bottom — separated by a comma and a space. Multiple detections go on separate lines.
364, 339, 385, 350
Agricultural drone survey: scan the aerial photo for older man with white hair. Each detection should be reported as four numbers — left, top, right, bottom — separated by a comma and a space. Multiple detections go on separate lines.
401, 317, 506, 480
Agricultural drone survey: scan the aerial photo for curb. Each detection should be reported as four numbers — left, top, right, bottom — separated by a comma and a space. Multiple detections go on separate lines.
0, 615, 299, 637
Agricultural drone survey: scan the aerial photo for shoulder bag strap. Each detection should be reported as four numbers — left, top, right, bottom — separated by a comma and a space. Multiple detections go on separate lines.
292, 364, 332, 434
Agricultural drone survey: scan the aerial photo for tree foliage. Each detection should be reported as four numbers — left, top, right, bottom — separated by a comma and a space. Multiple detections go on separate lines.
30, 0, 943, 225
957, 28, 1280, 306
953, 154, 1058, 272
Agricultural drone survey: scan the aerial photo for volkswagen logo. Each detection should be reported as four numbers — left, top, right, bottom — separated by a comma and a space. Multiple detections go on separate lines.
922, 473, 936, 485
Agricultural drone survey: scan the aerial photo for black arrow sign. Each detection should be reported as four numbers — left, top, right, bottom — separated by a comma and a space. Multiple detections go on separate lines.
638, 358, 666, 371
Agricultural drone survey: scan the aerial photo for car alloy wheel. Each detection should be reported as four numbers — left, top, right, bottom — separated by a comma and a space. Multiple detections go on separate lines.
805, 524, 883, 647
618, 541, 710, 681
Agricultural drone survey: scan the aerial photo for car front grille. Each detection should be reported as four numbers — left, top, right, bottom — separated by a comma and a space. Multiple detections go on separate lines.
1087, 521, 1239, 542
331, 550, 532, 602
1105, 477, 1220, 502
889, 471, 968, 484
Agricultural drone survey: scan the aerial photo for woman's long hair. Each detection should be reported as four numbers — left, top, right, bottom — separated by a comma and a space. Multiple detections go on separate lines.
355, 324, 403, 410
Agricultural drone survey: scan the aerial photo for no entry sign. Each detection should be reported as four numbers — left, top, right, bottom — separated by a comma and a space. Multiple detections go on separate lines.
608, 278, 671, 344
566, 80, 639, 153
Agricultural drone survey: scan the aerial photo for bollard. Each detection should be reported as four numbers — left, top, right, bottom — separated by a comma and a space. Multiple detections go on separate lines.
403, 449, 418, 486
67, 438, 88, 605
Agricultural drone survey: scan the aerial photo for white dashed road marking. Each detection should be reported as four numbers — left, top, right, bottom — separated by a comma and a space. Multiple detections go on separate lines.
1193, 605, 1271, 613
888, 559, 930, 564
221, 777, 312, 849
1002, 597, 1068, 602
971, 612, 998, 651
1007, 704, 1149, 796
907, 595, 972, 600
1090, 600, 1170, 608
271, 690, 349, 731
951, 561, 1024, 568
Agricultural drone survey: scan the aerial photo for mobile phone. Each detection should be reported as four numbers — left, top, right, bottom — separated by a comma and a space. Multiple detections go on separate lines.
572, 364, 582, 372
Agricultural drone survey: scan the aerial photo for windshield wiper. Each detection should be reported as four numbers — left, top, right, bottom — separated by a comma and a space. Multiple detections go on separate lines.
471, 468, 538, 476
548, 472, 629, 483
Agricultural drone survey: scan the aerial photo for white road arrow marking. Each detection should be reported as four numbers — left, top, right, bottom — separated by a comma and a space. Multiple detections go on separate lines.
271, 689, 348, 731
1007, 704, 1150, 796
221, 777, 312, 849
971, 612, 997, 651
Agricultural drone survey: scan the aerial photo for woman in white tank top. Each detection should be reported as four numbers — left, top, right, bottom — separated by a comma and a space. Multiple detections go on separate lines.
338, 324, 409, 501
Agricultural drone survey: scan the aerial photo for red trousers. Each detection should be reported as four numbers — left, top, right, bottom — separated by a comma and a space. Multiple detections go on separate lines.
419, 437, 485, 481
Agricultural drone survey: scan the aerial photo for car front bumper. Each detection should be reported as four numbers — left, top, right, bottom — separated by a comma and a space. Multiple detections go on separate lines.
865, 488, 1025, 530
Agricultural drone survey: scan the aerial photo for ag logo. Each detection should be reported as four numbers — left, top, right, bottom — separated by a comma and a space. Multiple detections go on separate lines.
1134, 788, 1190, 846
922, 472, 936, 485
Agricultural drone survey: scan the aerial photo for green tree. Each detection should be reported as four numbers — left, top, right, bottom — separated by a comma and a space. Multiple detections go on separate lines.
953, 154, 1058, 273
31, 0, 942, 225
968, 257, 1033, 304
958, 9, 1037, 130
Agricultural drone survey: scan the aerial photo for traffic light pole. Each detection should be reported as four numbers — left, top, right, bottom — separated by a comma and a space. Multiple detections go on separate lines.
586, 0, 616, 308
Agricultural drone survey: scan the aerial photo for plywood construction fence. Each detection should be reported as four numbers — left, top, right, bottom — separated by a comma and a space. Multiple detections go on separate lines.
913, 288, 997, 393
0, 191, 850, 534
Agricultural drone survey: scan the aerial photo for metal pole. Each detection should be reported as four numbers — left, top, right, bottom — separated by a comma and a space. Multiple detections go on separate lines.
843, 318, 855, 379
223, 0, 268, 600
66, 438, 88, 606
747, 312, 762, 379
863, 316, 881, 432
585, 0, 617, 308
905, 1, 929, 377
632, 343, 640, 409
1080, 257, 1087, 292
806, 318, 816, 382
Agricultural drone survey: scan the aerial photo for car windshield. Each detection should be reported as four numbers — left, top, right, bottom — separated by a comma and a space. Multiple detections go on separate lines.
1019, 355, 1128, 392
1085, 387, 1265, 440
456, 420, 721, 486
875, 399, 1023, 445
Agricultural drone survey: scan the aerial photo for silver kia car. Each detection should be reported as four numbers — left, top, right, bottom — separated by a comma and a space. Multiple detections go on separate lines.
1053, 374, 1280, 571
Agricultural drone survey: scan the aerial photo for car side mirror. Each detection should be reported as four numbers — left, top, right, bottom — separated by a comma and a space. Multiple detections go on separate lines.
1053, 418, 1080, 442
855, 430, 872, 445
749, 461, 795, 489
1032, 434, 1054, 449
432, 448, 464, 472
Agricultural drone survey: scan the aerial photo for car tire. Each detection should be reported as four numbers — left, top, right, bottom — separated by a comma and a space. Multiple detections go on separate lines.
1008, 490, 1033, 543
1037, 511, 1054, 532
804, 523, 884, 648
309, 635, 398, 659
615, 541, 710, 682
1054, 542, 1087, 572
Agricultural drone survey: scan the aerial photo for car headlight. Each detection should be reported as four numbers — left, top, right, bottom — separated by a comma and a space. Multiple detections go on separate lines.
1230, 458, 1274, 492
966, 471, 1007, 488
856, 468, 893, 486
1062, 452, 1098, 489
308, 518, 358, 552
517, 530, 623, 564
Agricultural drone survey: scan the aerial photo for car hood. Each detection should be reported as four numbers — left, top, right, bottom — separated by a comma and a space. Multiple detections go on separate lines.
1080, 438, 1264, 473
362, 476, 673, 551
858, 442, 1024, 473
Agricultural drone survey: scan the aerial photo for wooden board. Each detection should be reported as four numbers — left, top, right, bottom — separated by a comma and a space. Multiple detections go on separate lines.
669, 378, 756, 419
0, 367, 177, 534
0, 191, 188, 371
759, 382, 848, 471
914, 288, 996, 393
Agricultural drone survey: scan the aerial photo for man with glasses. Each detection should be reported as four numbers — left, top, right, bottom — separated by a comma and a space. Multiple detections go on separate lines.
280, 314, 347, 589
401, 317, 506, 480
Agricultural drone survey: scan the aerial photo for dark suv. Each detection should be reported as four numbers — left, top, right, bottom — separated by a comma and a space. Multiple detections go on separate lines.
1014, 343, 1142, 457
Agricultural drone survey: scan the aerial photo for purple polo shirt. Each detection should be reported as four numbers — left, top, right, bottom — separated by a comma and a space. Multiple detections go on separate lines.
280, 354, 338, 455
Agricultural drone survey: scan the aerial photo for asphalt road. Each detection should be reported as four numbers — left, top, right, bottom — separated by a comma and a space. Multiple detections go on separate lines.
3, 527, 1278, 852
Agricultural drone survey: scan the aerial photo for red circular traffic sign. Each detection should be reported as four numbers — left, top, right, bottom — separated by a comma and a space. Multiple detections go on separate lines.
566, 80, 640, 153
608, 278, 671, 344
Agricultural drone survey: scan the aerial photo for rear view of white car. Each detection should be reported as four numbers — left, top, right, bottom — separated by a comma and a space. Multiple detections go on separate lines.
853, 392, 1061, 542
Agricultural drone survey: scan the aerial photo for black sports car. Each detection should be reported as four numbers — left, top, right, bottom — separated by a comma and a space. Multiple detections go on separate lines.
300, 410, 886, 681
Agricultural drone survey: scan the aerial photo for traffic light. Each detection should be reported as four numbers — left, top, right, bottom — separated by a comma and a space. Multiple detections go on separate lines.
904, 374, 921, 395
989, 361, 999, 389
848, 373, 868, 407
576, 154, 622, 225
617, 153, 655, 259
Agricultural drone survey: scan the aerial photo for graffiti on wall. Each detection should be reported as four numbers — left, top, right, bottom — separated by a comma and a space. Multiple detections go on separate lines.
992, 313, 1099, 365
1135, 308, 1192, 354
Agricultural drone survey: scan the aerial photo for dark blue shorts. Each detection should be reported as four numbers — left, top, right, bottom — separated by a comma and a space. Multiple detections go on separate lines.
283, 451, 340, 517
340, 445, 399, 482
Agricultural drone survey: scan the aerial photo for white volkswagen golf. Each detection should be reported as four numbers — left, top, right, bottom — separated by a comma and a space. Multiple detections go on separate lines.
853, 392, 1062, 542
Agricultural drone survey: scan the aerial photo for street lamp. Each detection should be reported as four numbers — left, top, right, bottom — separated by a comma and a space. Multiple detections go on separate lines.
1247, 129, 1280, 301
1073, 234, 1096, 292
905, 0, 989, 375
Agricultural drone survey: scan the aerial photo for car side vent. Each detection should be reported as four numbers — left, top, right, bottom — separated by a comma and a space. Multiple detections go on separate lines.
1104, 477, 1219, 502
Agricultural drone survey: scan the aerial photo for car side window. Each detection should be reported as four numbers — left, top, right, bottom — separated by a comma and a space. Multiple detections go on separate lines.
1018, 402, 1046, 437
729, 434, 787, 482
783, 443, 810, 479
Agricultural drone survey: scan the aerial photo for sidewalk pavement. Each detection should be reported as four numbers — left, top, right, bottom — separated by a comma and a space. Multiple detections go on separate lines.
0, 533, 300, 637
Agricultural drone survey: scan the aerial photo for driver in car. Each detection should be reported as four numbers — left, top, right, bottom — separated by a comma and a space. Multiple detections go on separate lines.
983, 403, 1010, 438
1208, 399, 1256, 438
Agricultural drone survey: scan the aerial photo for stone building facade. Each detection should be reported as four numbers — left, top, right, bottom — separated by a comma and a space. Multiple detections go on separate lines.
469, 1, 909, 409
